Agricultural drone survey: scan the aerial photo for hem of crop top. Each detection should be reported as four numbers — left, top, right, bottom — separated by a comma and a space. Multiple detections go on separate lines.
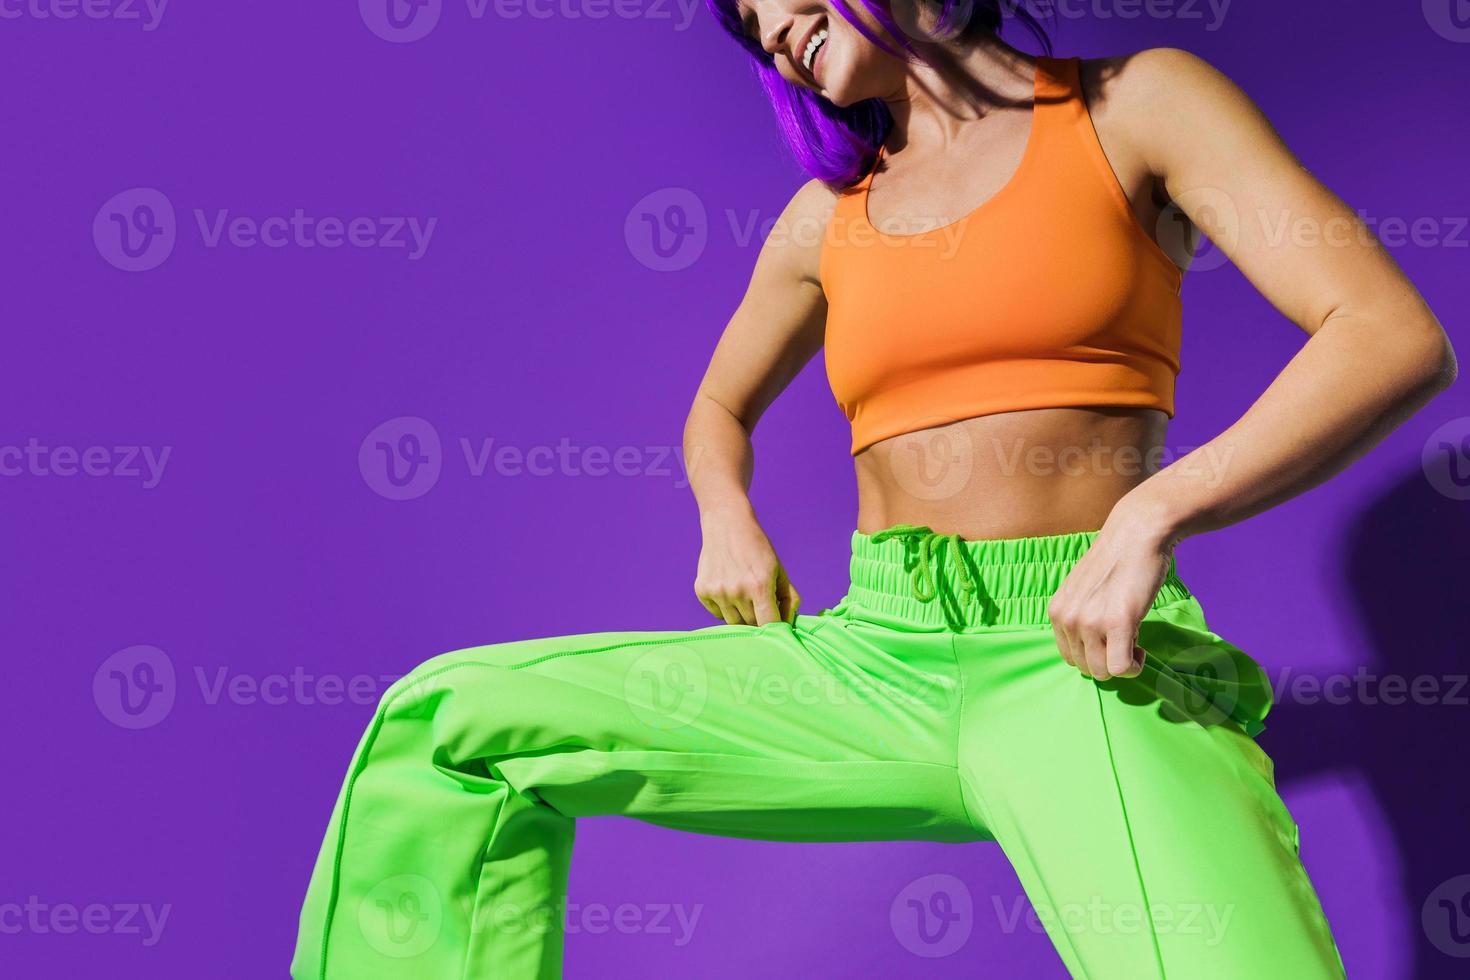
849, 390, 1176, 457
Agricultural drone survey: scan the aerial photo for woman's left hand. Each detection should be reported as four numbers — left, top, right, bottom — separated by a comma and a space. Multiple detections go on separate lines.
1047, 500, 1178, 681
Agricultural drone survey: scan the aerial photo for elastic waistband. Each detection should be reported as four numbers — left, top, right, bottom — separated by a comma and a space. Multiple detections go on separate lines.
838, 524, 1193, 631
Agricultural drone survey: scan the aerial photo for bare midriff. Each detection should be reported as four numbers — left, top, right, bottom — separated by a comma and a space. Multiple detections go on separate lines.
853, 406, 1170, 539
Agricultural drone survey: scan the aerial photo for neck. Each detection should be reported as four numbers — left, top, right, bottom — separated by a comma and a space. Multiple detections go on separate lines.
880, 32, 1036, 151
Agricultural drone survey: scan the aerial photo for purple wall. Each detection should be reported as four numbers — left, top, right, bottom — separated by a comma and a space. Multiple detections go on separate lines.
2, 2, 1467, 977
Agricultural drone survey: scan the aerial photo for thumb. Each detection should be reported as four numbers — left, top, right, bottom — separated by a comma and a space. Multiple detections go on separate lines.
775, 565, 801, 624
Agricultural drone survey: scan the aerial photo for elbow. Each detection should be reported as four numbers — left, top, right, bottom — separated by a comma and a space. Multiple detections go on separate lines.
1420, 326, 1459, 395
1381, 307, 1460, 398
1337, 299, 1460, 397
1438, 335, 1459, 390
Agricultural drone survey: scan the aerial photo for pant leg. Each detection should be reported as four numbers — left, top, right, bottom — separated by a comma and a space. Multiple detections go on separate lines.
956, 596, 1346, 979
291, 608, 982, 979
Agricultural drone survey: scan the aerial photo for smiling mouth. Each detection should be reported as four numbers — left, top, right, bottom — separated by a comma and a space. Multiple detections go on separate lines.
801, 22, 829, 80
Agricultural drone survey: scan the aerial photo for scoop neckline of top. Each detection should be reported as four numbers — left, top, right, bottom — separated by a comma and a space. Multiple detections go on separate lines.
860, 56, 1049, 241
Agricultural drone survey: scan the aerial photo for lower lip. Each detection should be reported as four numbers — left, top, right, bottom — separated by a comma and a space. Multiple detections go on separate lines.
810, 39, 827, 85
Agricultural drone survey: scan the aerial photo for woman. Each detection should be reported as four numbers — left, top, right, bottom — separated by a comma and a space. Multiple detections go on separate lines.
292, 3, 1456, 977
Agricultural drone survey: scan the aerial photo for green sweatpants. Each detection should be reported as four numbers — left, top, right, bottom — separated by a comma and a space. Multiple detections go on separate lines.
291, 525, 1346, 978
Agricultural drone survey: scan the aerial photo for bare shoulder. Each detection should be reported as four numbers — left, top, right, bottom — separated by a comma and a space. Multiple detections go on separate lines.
790, 174, 844, 211
776, 176, 843, 242
757, 176, 844, 286
1077, 48, 1291, 179
1078, 47, 1242, 116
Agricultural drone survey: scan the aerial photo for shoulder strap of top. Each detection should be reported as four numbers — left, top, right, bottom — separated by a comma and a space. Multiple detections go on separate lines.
1034, 54, 1078, 103
1033, 54, 1087, 132
1027, 54, 1116, 188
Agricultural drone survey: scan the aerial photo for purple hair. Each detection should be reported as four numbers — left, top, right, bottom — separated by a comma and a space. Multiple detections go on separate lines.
704, 0, 1052, 189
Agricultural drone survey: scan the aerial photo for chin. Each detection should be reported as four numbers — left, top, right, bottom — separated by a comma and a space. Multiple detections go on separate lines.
815, 64, 856, 107
823, 79, 874, 110
815, 48, 887, 107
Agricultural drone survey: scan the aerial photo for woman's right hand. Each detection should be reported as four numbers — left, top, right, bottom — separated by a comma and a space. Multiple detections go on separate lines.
694, 509, 801, 627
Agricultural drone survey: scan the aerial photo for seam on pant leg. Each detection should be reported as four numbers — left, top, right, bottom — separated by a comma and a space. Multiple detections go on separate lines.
316, 702, 393, 978
1092, 686, 1168, 980
508, 626, 761, 671
945, 632, 988, 835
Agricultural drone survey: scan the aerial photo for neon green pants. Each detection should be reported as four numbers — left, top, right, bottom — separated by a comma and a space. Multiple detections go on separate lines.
291, 526, 1346, 978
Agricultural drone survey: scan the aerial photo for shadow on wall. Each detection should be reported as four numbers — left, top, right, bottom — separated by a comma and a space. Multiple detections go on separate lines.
1263, 466, 1470, 978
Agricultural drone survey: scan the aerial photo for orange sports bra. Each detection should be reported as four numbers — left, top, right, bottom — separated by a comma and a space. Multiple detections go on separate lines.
819, 55, 1184, 456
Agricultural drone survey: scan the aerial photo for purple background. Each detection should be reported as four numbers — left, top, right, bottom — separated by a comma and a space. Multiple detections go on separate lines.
3, 2, 1468, 977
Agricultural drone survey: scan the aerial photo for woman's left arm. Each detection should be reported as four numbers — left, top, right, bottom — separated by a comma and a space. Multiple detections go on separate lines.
1049, 47, 1458, 681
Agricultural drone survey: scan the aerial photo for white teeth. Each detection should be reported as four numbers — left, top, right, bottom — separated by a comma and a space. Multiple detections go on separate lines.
802, 28, 828, 73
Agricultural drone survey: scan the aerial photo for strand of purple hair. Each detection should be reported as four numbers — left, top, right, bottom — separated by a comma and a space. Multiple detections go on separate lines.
706, 0, 1053, 188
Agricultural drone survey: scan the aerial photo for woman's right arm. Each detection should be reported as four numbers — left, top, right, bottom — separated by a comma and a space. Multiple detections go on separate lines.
684, 178, 837, 627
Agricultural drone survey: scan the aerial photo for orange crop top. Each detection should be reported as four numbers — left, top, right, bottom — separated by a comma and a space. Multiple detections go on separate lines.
820, 55, 1184, 456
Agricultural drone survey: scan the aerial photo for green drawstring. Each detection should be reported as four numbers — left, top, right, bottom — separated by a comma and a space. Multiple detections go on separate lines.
869, 523, 981, 629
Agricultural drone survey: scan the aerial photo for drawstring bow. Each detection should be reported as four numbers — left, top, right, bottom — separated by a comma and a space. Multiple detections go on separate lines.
869, 523, 982, 630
